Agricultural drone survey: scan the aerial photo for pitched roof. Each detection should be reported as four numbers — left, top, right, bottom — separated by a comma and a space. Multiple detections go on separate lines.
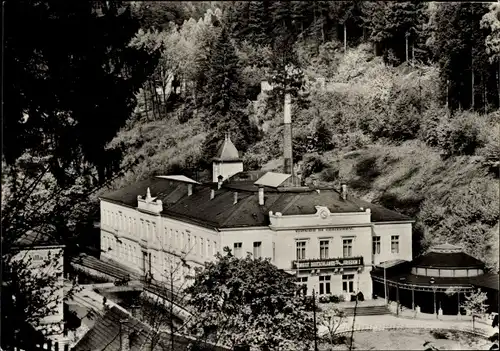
11, 231, 63, 249
101, 177, 412, 229
156, 175, 200, 184
213, 134, 240, 162
74, 306, 229, 351
254, 172, 291, 188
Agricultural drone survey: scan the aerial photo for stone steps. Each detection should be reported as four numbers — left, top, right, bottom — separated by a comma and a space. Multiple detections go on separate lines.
341, 305, 391, 316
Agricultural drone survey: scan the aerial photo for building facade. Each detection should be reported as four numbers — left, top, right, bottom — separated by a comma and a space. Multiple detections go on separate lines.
11, 232, 65, 341
100, 96, 414, 300
100, 148, 413, 300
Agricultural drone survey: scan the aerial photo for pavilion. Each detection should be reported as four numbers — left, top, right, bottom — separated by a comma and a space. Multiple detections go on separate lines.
371, 243, 499, 316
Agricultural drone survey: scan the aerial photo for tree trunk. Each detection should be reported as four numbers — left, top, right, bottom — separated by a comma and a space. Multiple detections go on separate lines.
471, 52, 475, 110
498, 60, 500, 106
412, 43, 415, 67
344, 23, 347, 52
483, 72, 486, 114
405, 35, 409, 63
143, 87, 149, 121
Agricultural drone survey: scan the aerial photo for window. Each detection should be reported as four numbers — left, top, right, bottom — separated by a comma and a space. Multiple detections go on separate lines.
187, 234, 192, 252
253, 242, 262, 259
391, 235, 399, 254
200, 238, 205, 257
342, 274, 355, 293
181, 231, 185, 251
319, 276, 331, 295
207, 240, 212, 257
372, 236, 381, 255
213, 241, 217, 256
234, 242, 242, 258
273, 242, 276, 262
320, 240, 329, 259
343, 239, 353, 258
296, 241, 306, 260
193, 236, 197, 255
296, 277, 308, 295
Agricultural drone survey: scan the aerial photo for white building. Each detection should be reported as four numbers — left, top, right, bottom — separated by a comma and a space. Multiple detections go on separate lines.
99, 96, 414, 300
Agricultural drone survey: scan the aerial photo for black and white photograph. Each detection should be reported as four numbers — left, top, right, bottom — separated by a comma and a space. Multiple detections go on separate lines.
2, 1, 499, 350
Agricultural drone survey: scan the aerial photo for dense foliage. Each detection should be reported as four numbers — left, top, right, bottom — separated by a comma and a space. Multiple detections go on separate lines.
185, 249, 314, 350
2, 1, 157, 344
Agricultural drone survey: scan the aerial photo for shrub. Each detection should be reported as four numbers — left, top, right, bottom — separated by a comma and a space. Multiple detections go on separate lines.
477, 122, 500, 176
431, 330, 449, 340
301, 153, 327, 179
329, 294, 344, 303
437, 112, 485, 157
320, 167, 340, 183
489, 332, 499, 342
319, 295, 331, 304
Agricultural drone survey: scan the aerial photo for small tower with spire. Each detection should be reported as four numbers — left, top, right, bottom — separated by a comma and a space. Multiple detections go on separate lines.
212, 133, 243, 183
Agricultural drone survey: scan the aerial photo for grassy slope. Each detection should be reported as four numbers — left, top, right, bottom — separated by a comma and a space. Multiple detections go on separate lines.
320, 141, 499, 269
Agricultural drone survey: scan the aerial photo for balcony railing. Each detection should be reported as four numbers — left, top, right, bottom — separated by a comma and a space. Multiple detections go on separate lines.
291, 256, 364, 270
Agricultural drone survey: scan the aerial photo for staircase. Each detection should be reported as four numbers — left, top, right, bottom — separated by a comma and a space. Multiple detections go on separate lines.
341, 305, 391, 316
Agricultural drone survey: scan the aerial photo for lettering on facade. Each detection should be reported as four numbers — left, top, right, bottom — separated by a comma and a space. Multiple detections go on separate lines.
295, 227, 354, 233
292, 257, 363, 270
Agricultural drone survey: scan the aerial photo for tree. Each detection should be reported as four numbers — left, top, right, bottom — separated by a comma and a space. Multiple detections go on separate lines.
365, 1, 428, 65
461, 288, 489, 330
432, 3, 497, 112
185, 248, 314, 350
4, 1, 159, 185
481, 2, 500, 104
1, 248, 67, 349
319, 306, 347, 349
201, 25, 258, 161
3, 1, 157, 344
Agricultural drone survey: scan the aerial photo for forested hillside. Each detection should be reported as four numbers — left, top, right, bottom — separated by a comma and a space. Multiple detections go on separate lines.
108, 2, 499, 269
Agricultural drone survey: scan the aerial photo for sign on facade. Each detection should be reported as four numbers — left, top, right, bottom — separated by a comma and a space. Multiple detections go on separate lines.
292, 257, 363, 270
295, 227, 354, 233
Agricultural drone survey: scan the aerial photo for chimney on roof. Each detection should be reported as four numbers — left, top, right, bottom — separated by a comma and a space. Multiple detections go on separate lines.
233, 192, 238, 205
187, 183, 193, 196
258, 187, 264, 206
217, 175, 223, 190
210, 189, 215, 200
283, 93, 293, 179
119, 319, 130, 351
341, 183, 347, 200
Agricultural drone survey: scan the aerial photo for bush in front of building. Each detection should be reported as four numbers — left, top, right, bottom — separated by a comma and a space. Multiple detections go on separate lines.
329, 294, 345, 303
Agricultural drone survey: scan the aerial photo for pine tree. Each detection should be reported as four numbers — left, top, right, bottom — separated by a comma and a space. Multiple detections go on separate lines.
365, 1, 427, 65
432, 3, 497, 112
247, 1, 272, 45
201, 26, 257, 160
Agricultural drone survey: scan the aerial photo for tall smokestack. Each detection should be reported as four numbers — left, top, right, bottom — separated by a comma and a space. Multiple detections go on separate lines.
283, 93, 293, 177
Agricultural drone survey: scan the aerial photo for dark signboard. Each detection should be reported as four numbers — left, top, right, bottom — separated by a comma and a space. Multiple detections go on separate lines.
292, 256, 364, 270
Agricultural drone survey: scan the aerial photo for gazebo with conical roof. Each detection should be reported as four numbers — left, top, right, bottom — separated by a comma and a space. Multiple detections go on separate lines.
371, 243, 499, 316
